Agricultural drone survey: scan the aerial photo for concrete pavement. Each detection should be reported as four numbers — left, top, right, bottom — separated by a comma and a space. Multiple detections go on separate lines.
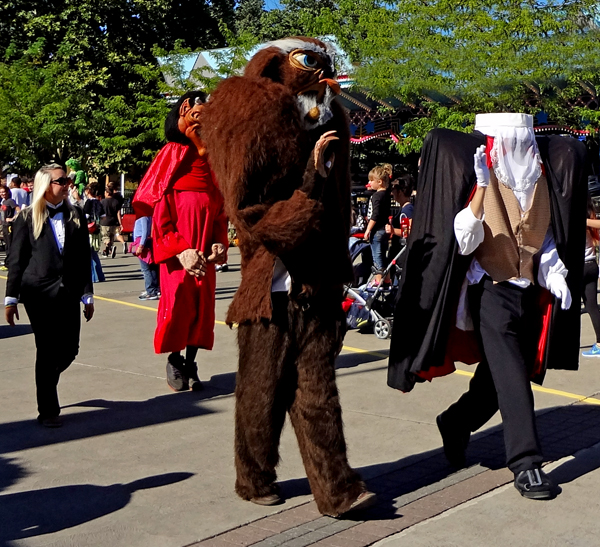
1, 247, 600, 547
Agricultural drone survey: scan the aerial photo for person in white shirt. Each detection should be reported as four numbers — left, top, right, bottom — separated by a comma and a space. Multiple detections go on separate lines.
10, 177, 29, 208
4, 164, 94, 428
437, 113, 570, 501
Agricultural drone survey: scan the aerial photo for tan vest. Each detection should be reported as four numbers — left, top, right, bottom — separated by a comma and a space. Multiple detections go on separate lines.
475, 171, 550, 284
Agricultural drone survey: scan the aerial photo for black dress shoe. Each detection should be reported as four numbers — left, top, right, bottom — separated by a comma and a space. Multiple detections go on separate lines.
186, 361, 204, 392
37, 415, 63, 428
514, 467, 561, 500
166, 355, 189, 392
436, 413, 470, 468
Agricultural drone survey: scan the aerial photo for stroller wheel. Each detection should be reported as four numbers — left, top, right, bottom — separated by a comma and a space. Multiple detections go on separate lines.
374, 319, 391, 339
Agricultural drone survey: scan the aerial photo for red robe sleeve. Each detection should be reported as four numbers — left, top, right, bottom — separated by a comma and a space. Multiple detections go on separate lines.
152, 192, 192, 263
133, 142, 190, 218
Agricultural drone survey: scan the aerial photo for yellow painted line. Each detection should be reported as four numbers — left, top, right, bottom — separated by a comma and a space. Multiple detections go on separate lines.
95, 295, 157, 312
3, 273, 600, 405
94, 295, 228, 325
341, 345, 387, 358
454, 368, 600, 405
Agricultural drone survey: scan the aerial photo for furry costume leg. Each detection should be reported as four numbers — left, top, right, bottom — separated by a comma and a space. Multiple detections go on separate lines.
234, 292, 365, 515
287, 296, 365, 516
234, 303, 293, 499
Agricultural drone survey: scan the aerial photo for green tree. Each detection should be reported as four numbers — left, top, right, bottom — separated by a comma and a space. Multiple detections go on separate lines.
314, 0, 600, 154
0, 0, 235, 174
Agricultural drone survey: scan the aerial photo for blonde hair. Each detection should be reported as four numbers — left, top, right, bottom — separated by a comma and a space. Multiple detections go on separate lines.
28, 163, 79, 239
368, 163, 393, 189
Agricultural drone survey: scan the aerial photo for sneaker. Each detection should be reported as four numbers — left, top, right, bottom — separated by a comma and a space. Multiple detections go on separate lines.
582, 344, 600, 357
139, 291, 148, 299
216, 264, 229, 273
111, 245, 117, 259
123, 243, 128, 255
0, 265, 8, 271
514, 467, 561, 500
166, 355, 189, 392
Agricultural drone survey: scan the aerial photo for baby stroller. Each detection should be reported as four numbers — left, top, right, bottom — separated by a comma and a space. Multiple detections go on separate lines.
343, 243, 407, 339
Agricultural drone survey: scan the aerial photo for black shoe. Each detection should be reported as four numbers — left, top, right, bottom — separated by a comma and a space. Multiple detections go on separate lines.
166, 355, 189, 392
37, 415, 63, 428
186, 362, 204, 392
514, 467, 560, 500
436, 412, 470, 468
111, 245, 117, 259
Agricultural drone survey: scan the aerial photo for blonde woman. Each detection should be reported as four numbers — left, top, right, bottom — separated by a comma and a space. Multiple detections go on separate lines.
4, 164, 94, 427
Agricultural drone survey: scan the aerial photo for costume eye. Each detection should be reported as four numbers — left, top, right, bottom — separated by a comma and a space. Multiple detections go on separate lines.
291, 51, 319, 70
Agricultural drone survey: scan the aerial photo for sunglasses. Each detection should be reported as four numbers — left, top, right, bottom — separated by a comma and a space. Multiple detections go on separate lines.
51, 177, 70, 186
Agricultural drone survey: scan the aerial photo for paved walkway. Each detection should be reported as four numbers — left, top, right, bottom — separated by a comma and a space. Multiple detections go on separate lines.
1, 247, 600, 547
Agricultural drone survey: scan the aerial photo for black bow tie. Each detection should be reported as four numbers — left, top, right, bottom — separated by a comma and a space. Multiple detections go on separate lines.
47, 203, 67, 218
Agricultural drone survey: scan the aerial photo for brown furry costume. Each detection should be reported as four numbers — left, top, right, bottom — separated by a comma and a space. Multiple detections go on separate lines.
202, 37, 368, 516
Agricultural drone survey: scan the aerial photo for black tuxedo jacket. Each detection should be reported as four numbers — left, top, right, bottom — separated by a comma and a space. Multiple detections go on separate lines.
6, 206, 93, 302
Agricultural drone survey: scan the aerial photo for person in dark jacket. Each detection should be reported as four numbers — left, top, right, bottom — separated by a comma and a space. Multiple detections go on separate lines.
5, 164, 94, 428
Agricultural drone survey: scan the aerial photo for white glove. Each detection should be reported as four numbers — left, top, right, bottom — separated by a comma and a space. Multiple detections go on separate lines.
474, 145, 490, 188
546, 273, 572, 310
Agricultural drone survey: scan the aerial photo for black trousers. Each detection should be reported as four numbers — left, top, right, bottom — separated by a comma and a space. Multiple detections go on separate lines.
445, 277, 543, 473
24, 291, 81, 418
2, 225, 11, 262
582, 260, 600, 344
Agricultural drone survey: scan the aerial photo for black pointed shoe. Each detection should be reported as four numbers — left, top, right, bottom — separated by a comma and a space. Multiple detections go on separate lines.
514, 467, 561, 500
166, 354, 189, 392
436, 413, 470, 468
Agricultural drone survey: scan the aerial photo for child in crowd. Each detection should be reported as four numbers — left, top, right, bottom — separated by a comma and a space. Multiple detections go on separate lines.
364, 164, 392, 286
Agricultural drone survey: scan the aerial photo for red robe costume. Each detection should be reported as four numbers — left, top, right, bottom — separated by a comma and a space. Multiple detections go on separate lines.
134, 143, 228, 354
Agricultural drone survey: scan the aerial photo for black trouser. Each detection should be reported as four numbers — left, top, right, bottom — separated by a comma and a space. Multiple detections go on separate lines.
582, 260, 600, 344
444, 277, 543, 474
2, 225, 11, 262
24, 291, 81, 418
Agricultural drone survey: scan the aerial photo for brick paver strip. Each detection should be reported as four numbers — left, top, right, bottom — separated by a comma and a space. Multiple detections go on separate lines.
189, 401, 600, 547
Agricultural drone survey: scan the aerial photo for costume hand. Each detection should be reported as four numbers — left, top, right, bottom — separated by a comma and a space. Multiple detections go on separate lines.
314, 130, 338, 178
474, 145, 490, 188
177, 249, 206, 278
5, 305, 18, 326
547, 273, 572, 310
84, 303, 94, 322
207, 243, 227, 264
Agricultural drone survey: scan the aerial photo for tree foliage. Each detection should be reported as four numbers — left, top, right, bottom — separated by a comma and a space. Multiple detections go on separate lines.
0, 0, 234, 174
314, 0, 600, 154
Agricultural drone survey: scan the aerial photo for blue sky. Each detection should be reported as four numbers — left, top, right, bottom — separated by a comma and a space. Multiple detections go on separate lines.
264, 0, 282, 9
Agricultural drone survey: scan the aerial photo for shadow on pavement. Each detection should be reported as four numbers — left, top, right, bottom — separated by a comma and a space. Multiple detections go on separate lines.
336, 350, 388, 370
0, 324, 33, 339
0, 391, 219, 455
0, 472, 193, 547
277, 403, 600, 520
